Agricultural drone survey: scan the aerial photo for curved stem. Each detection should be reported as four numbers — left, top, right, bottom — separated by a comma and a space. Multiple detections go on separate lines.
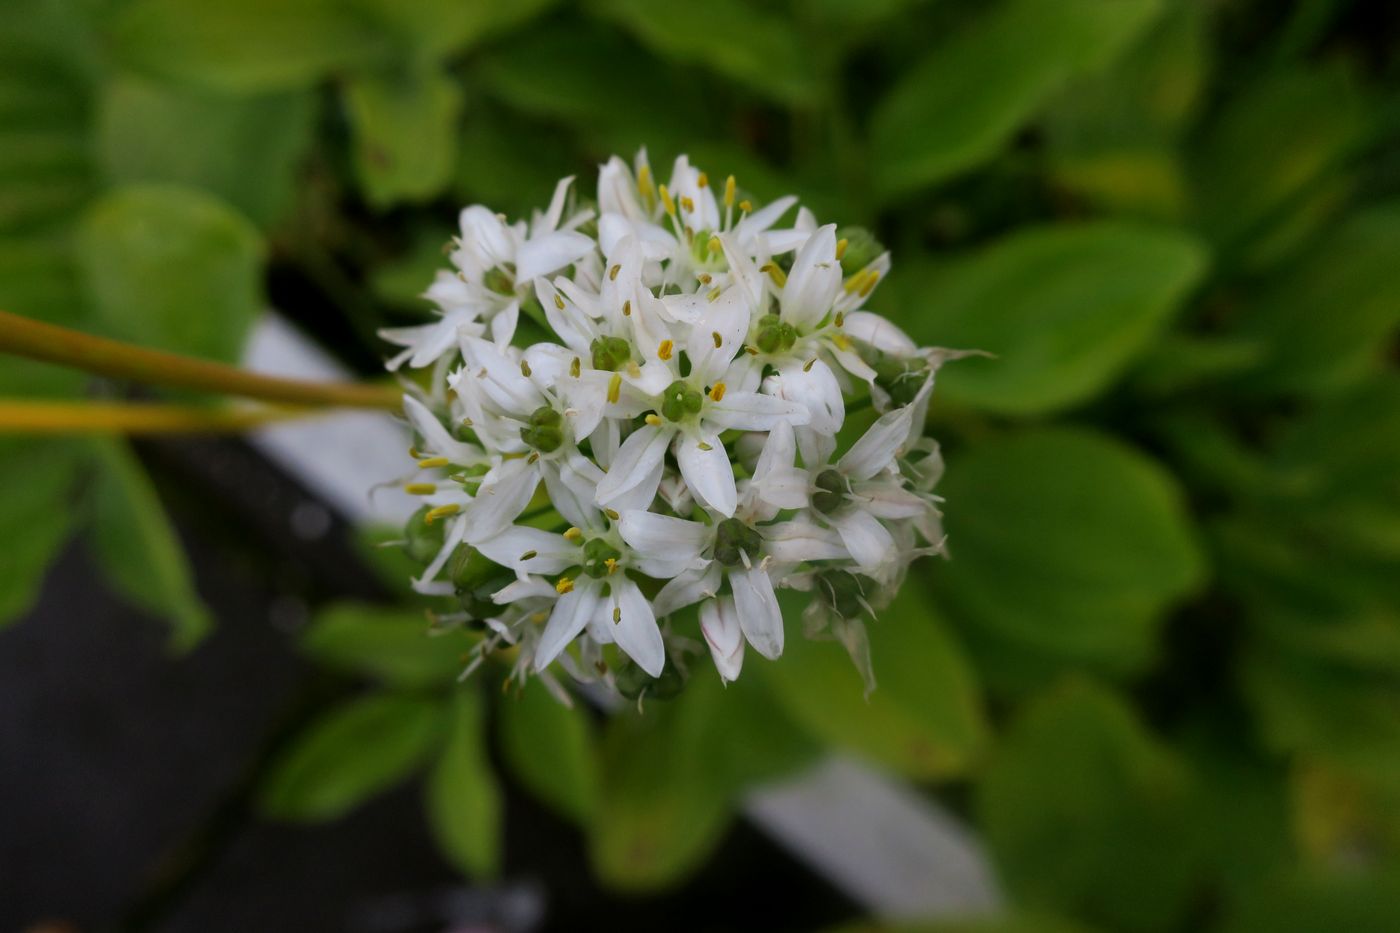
0, 399, 313, 434
0, 309, 401, 410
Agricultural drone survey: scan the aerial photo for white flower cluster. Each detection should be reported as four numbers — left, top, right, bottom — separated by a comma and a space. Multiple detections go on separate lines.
387, 151, 953, 695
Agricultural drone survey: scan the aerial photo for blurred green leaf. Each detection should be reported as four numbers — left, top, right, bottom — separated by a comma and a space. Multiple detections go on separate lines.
934, 429, 1204, 683
426, 688, 502, 877
1190, 62, 1370, 261
870, 0, 1163, 199
89, 439, 212, 649
822, 915, 1095, 933
766, 585, 986, 780
0, 438, 86, 626
454, 110, 581, 216
344, 65, 464, 208
261, 693, 443, 821
978, 679, 1200, 933
111, 0, 392, 93
498, 678, 599, 825
1222, 870, 1400, 933
591, 670, 812, 890
76, 184, 263, 362
589, 0, 819, 106
97, 76, 315, 229
301, 603, 475, 687
900, 222, 1207, 415
1228, 203, 1400, 396
350, 0, 560, 62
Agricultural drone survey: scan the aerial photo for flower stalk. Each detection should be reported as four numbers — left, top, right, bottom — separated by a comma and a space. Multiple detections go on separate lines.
0, 399, 307, 434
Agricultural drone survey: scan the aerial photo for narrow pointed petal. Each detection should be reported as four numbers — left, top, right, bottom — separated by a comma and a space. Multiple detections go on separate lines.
653, 563, 722, 617
676, 431, 738, 517
834, 510, 896, 570
780, 224, 840, 328
595, 423, 669, 507
838, 406, 913, 480
403, 395, 481, 465
477, 526, 576, 576
731, 567, 784, 660
462, 459, 540, 543
534, 583, 602, 671
706, 391, 810, 432
515, 229, 595, 283
700, 596, 745, 682
610, 579, 665, 677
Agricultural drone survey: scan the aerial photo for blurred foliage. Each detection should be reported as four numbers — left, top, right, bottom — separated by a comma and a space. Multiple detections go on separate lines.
1, 0, 1399, 928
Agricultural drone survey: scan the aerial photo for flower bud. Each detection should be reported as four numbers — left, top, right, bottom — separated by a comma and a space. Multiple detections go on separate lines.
403, 505, 446, 564
581, 537, 623, 578
590, 335, 632, 372
835, 225, 883, 276
754, 313, 798, 355
614, 655, 686, 700
714, 517, 762, 566
660, 380, 704, 422
812, 468, 847, 514
520, 405, 564, 452
819, 570, 875, 620
873, 355, 928, 407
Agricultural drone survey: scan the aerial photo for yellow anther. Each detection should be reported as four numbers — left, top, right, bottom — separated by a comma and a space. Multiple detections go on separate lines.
531, 611, 549, 624
408, 446, 421, 458
744, 344, 760, 355
607, 373, 623, 404
461, 416, 474, 427
724, 175, 736, 207
832, 333, 852, 351
698, 272, 712, 285
622, 299, 632, 316
520, 360, 532, 377
612, 606, 622, 623
604, 508, 620, 520
697, 441, 713, 451
416, 456, 449, 469
638, 163, 654, 198
424, 503, 460, 524
570, 356, 581, 378
404, 482, 437, 495
836, 237, 849, 260
658, 183, 676, 215
527, 451, 540, 464
738, 199, 753, 213
709, 382, 726, 402
712, 331, 723, 348
553, 293, 565, 310
605, 558, 619, 576
563, 526, 583, 541
609, 264, 620, 281
708, 235, 723, 254
843, 269, 870, 294
803, 358, 817, 372
627, 360, 641, 377
696, 172, 709, 188
707, 288, 722, 302
658, 339, 674, 361
555, 576, 574, 595
520, 550, 538, 561
834, 311, 845, 327
680, 195, 695, 213
645, 413, 662, 426
859, 270, 880, 297
762, 262, 787, 287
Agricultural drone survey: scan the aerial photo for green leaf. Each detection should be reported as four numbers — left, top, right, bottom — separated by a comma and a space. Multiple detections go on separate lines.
766, 584, 986, 780
591, 671, 813, 890
76, 184, 264, 362
426, 689, 502, 877
1189, 62, 1370, 260
1222, 870, 1400, 933
349, 0, 560, 62
97, 76, 315, 229
454, 110, 581, 217
498, 678, 599, 825
978, 679, 1200, 933
0, 438, 85, 625
898, 222, 1207, 415
821, 915, 1096, 933
933, 429, 1204, 685
301, 603, 476, 688
870, 0, 1163, 198
89, 439, 212, 650
589, 0, 819, 106
111, 0, 392, 93
1228, 204, 1400, 396
260, 693, 443, 822
344, 65, 464, 208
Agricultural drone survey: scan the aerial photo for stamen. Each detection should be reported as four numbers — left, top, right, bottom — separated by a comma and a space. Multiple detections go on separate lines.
658, 339, 674, 361
424, 503, 460, 524
697, 272, 712, 285
416, 456, 449, 469
570, 357, 581, 378
744, 344, 760, 355
622, 299, 632, 316
836, 237, 849, 260
563, 526, 582, 541
609, 264, 620, 281
709, 382, 726, 402
680, 195, 695, 213
658, 183, 676, 216
843, 269, 869, 294
604, 508, 620, 520
461, 416, 474, 427
697, 441, 713, 451
553, 293, 565, 310
708, 235, 722, 254
520, 360, 532, 377
762, 262, 787, 287
527, 451, 540, 463
555, 576, 574, 594
696, 172, 709, 188
707, 288, 722, 302
404, 482, 437, 495
645, 413, 662, 426
712, 331, 723, 348
612, 606, 622, 623
859, 271, 880, 297
723, 175, 736, 207
834, 311, 845, 327
803, 358, 817, 372
738, 199, 752, 213
607, 373, 622, 404
520, 550, 537, 561
605, 557, 619, 575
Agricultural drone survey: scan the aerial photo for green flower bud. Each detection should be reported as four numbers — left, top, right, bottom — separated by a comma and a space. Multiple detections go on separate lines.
820, 570, 874, 620
614, 656, 686, 701
483, 266, 515, 296
835, 225, 883, 276
812, 468, 848, 515
581, 537, 623, 579
520, 405, 564, 452
714, 517, 762, 567
660, 379, 704, 422
590, 336, 632, 372
754, 314, 799, 355
403, 505, 446, 564
873, 355, 927, 407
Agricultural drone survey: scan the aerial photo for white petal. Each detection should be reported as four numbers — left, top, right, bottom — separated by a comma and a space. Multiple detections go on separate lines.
736, 194, 797, 236
610, 579, 665, 677
402, 395, 481, 465
676, 432, 738, 517
731, 567, 784, 660
761, 519, 848, 564
833, 510, 896, 571
756, 466, 810, 512
840, 310, 916, 356
595, 423, 670, 507
477, 526, 576, 576
775, 358, 843, 436
653, 563, 722, 617
700, 597, 745, 682
618, 510, 710, 563
515, 229, 595, 283
780, 224, 841, 328
458, 206, 515, 267
706, 391, 810, 432
685, 285, 752, 384
490, 300, 520, 345
850, 478, 927, 519
838, 406, 913, 480
539, 174, 574, 233
412, 514, 467, 593
542, 455, 604, 531
534, 583, 602, 671
462, 459, 540, 543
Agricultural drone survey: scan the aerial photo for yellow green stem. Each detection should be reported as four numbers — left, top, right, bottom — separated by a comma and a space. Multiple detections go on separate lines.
0, 309, 401, 410
0, 399, 315, 435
